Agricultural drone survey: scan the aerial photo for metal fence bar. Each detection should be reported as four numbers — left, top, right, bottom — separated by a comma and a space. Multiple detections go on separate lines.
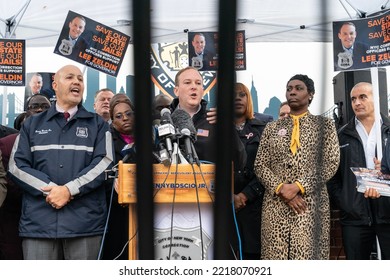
133, 0, 155, 260
214, 0, 237, 259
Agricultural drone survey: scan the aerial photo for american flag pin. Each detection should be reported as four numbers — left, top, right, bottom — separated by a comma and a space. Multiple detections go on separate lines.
197, 129, 209, 137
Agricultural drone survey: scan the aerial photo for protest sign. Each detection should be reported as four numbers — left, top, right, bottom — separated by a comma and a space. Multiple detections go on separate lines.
54, 10, 130, 77
150, 42, 217, 98
188, 30, 246, 71
333, 10, 390, 71
0, 39, 25, 86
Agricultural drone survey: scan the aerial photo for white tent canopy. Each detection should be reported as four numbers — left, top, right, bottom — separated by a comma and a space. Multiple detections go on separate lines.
0, 0, 388, 46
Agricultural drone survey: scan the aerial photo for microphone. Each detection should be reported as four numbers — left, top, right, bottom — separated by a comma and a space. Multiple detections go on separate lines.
191, 139, 200, 166
181, 128, 194, 164
172, 109, 199, 164
171, 109, 197, 141
121, 143, 136, 163
158, 108, 175, 157
161, 107, 173, 124
181, 128, 200, 166
158, 142, 171, 166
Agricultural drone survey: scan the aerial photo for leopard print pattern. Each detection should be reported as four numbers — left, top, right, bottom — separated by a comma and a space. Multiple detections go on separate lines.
254, 113, 340, 259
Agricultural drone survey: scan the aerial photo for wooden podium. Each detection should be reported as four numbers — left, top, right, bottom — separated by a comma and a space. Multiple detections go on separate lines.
117, 161, 215, 260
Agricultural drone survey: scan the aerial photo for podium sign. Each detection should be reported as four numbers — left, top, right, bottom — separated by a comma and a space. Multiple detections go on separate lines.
118, 162, 216, 259
118, 162, 215, 204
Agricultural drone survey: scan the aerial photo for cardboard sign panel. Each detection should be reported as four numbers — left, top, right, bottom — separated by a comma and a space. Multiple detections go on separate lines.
54, 10, 130, 77
188, 30, 246, 71
0, 39, 25, 86
333, 9, 390, 71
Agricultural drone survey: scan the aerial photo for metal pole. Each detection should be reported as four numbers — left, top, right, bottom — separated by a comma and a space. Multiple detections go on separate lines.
133, 0, 154, 259
214, 0, 237, 259
370, 67, 382, 260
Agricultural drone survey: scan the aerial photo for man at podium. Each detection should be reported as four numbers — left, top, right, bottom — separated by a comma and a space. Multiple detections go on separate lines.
152, 67, 245, 259
120, 67, 246, 260
169, 66, 246, 166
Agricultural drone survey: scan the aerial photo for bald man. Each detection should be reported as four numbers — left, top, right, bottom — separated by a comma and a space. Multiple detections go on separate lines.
328, 82, 390, 259
9, 64, 113, 260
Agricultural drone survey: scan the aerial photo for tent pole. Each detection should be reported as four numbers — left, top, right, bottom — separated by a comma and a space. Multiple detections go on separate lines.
344, 0, 366, 18
370, 67, 382, 260
6, 0, 31, 38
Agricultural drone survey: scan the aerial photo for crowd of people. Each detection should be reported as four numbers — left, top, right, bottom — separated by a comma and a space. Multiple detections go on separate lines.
1, 64, 389, 261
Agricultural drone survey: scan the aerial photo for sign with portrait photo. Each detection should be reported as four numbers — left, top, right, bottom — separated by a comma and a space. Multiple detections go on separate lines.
150, 42, 217, 98
54, 10, 130, 77
333, 9, 390, 71
187, 30, 246, 71
24, 72, 56, 110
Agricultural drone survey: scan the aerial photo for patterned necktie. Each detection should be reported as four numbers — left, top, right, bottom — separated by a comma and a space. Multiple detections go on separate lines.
64, 112, 70, 121
290, 112, 308, 155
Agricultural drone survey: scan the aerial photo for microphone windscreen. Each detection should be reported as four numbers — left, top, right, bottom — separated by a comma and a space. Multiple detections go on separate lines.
160, 108, 173, 125
171, 109, 197, 140
160, 108, 171, 117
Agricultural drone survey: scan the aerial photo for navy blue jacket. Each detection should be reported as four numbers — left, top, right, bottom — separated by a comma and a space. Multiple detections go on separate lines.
8, 104, 113, 238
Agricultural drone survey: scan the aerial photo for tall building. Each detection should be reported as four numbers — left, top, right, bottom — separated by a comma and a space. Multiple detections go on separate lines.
250, 76, 259, 113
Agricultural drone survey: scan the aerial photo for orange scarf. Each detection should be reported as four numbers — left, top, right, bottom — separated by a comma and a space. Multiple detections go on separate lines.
290, 112, 308, 155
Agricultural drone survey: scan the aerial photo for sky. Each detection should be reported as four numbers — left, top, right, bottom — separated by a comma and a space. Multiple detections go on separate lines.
237, 42, 336, 115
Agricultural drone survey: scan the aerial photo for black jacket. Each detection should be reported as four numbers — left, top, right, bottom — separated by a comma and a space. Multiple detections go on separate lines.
169, 98, 246, 168
234, 117, 268, 254
102, 126, 130, 260
327, 114, 390, 226
234, 118, 267, 200
171, 98, 215, 163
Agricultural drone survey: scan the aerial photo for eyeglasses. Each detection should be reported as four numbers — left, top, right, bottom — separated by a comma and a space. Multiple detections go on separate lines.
28, 103, 51, 111
114, 111, 135, 120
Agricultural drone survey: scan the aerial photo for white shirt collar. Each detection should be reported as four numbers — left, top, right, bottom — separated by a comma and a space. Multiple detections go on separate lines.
56, 103, 78, 120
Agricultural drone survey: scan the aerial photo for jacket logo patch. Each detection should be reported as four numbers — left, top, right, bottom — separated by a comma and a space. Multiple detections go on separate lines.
76, 127, 88, 138
35, 129, 52, 135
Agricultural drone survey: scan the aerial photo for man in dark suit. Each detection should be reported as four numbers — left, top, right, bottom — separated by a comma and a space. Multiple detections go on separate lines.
334, 22, 368, 71
189, 33, 216, 71
54, 15, 89, 64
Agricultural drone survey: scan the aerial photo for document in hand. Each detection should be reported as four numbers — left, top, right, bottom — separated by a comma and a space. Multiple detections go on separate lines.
351, 167, 390, 197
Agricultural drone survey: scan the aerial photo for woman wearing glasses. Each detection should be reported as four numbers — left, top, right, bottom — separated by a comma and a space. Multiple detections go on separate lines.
101, 93, 135, 260
26, 94, 51, 114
